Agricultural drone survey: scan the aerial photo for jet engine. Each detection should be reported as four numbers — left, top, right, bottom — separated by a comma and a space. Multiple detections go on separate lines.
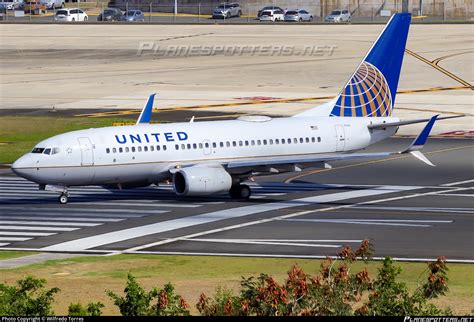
173, 165, 233, 196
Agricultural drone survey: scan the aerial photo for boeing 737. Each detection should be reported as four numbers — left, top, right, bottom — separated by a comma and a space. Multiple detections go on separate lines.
11, 13, 461, 204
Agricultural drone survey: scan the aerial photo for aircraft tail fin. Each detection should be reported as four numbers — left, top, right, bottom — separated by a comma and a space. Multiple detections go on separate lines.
296, 13, 411, 118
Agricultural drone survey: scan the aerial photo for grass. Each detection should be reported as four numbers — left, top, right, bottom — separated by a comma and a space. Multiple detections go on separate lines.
0, 116, 136, 164
0, 251, 37, 260
1, 254, 472, 315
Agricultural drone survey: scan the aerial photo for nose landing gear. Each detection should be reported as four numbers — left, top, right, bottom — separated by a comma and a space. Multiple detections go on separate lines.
59, 192, 69, 204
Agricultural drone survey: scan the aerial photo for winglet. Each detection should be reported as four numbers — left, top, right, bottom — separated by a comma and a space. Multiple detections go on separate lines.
136, 94, 156, 125
401, 114, 438, 166
405, 114, 439, 152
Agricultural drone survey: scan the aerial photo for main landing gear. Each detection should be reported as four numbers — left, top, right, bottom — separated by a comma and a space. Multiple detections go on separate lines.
229, 184, 251, 199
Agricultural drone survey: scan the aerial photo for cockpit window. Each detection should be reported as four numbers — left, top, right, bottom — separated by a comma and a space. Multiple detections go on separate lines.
43, 148, 52, 155
32, 147, 45, 153
52, 147, 60, 155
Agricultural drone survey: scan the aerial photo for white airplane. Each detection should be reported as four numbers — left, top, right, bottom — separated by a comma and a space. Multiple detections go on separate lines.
12, 13, 460, 204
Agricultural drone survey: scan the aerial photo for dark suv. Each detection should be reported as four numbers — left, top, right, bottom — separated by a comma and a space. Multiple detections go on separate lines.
97, 7, 123, 21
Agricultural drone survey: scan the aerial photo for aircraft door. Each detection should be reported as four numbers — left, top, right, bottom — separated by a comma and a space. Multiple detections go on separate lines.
78, 137, 94, 166
334, 125, 346, 152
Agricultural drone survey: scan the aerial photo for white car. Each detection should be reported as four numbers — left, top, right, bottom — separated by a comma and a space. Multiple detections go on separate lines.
54, 8, 88, 22
259, 8, 284, 22
325, 9, 351, 22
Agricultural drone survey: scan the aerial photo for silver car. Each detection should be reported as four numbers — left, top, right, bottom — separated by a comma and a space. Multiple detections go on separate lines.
325, 9, 351, 22
284, 9, 313, 22
121, 9, 144, 22
40, 0, 63, 9
212, 3, 241, 19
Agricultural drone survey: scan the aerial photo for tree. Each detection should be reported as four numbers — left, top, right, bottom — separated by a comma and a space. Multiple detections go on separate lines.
107, 273, 189, 316
0, 275, 60, 316
68, 302, 104, 316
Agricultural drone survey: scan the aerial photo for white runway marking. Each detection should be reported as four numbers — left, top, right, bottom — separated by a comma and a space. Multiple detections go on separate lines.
0, 231, 56, 236
0, 216, 123, 222
0, 225, 79, 231
441, 179, 474, 186
122, 186, 470, 253
436, 193, 473, 197
0, 221, 101, 227
281, 219, 453, 228
184, 238, 364, 248
41, 185, 419, 252
351, 206, 474, 214
0, 237, 32, 242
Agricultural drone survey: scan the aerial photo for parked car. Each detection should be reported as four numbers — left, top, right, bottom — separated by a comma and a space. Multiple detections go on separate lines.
284, 9, 313, 22
259, 8, 284, 22
97, 7, 122, 21
325, 9, 351, 22
257, 5, 284, 18
0, 0, 23, 10
40, 0, 63, 9
121, 9, 144, 22
54, 8, 88, 21
212, 3, 241, 19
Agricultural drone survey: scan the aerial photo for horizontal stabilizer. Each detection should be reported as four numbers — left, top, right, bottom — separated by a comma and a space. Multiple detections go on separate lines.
136, 93, 156, 125
368, 115, 463, 130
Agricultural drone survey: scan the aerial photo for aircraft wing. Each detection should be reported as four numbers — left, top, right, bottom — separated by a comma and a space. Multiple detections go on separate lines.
226, 115, 439, 171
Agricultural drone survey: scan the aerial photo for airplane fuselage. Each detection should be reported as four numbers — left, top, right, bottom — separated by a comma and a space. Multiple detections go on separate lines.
12, 115, 398, 187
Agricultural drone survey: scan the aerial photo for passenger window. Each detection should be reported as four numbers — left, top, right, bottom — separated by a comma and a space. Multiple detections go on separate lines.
294, 138, 298, 144
226, 142, 230, 147
126, 147, 130, 152
144, 146, 148, 152
311, 137, 316, 143
175, 144, 179, 150
281, 139, 285, 144
300, 138, 304, 143
305, 138, 309, 143
263, 139, 267, 145
251, 140, 255, 146
199, 143, 203, 149
269, 139, 273, 145
187, 144, 192, 149
205, 142, 210, 148
150, 146, 154, 151
113, 148, 117, 153
287, 138, 291, 143
157, 145, 161, 151
181, 144, 186, 149
239, 141, 243, 146
232, 141, 237, 147
257, 140, 261, 145
163, 145, 167, 151
220, 142, 224, 148
106, 148, 110, 154
245, 140, 249, 146
275, 139, 279, 144
132, 147, 136, 152
212, 142, 217, 148
119, 147, 123, 153
193, 143, 198, 149
138, 146, 142, 152
318, 137, 321, 142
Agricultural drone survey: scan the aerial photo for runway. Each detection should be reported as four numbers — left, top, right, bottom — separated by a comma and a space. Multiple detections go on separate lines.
0, 137, 472, 262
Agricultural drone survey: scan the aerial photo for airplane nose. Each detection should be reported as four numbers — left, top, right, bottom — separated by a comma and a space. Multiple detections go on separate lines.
11, 154, 33, 178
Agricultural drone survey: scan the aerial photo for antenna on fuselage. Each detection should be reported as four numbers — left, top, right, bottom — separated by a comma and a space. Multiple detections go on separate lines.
136, 93, 156, 125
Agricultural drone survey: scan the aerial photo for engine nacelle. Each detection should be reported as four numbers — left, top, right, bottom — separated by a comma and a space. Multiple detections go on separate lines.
173, 165, 232, 196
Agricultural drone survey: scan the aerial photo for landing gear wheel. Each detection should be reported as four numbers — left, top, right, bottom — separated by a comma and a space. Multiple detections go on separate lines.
59, 193, 68, 204
238, 184, 251, 199
229, 184, 251, 199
